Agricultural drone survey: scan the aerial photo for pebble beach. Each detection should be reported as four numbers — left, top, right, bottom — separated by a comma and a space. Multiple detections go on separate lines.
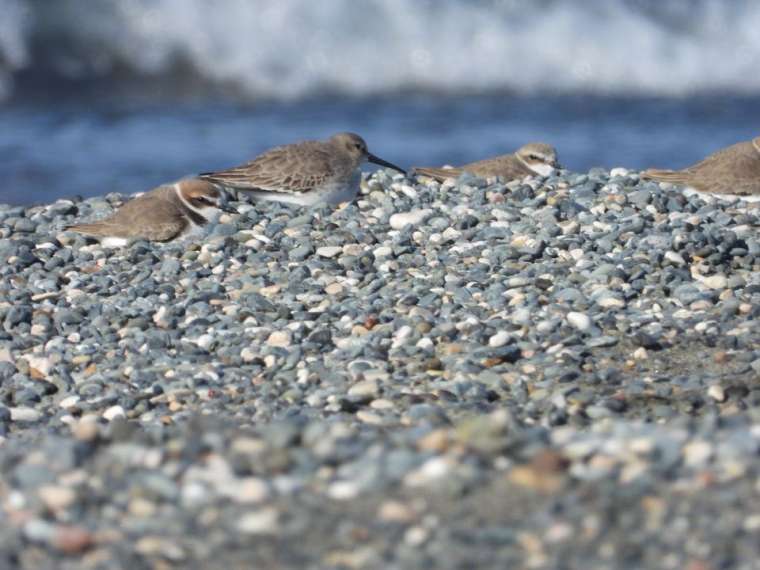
1, 168, 760, 568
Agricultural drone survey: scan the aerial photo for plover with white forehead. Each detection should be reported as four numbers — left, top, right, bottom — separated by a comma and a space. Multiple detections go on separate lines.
200, 132, 405, 206
66, 178, 235, 247
413, 143, 560, 182
643, 136, 760, 202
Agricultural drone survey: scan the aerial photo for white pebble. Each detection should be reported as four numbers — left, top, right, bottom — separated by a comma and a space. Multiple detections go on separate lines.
195, 334, 214, 350
59, 395, 80, 409
597, 296, 626, 309
348, 380, 379, 399
702, 274, 728, 290
356, 410, 385, 425
10, 407, 41, 422
389, 209, 432, 230
511, 308, 532, 326
237, 508, 280, 535
569, 248, 585, 261
266, 331, 291, 348
404, 457, 452, 487
232, 478, 270, 504
566, 312, 592, 332
373, 246, 393, 258
404, 526, 429, 546
153, 306, 169, 326
240, 347, 258, 363
24, 355, 52, 377
316, 246, 342, 258
560, 221, 580, 235
632, 347, 648, 360
391, 325, 413, 349
743, 515, 760, 532
707, 384, 726, 403
489, 331, 511, 348
103, 405, 125, 421
683, 440, 713, 466
37, 485, 76, 511
664, 251, 686, 266
442, 227, 462, 241
327, 481, 361, 501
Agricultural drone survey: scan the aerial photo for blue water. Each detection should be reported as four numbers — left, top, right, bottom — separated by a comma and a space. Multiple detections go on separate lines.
2, 94, 759, 205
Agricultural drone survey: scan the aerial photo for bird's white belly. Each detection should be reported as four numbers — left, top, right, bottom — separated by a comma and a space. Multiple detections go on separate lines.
684, 187, 760, 204
317, 183, 359, 205
317, 169, 362, 205
246, 169, 361, 206
100, 236, 130, 248
294, 169, 361, 206
529, 164, 555, 177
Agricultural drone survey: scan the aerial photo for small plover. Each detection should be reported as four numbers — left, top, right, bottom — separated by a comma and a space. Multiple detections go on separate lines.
67, 178, 235, 247
199, 132, 405, 206
642, 136, 760, 202
413, 143, 560, 182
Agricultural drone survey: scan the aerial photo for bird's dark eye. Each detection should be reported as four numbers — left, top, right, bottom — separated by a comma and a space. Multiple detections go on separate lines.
530, 154, 540, 160
194, 197, 214, 207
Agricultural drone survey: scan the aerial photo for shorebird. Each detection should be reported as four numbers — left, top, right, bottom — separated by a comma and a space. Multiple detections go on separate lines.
199, 132, 405, 206
413, 143, 560, 182
67, 178, 235, 247
642, 137, 760, 201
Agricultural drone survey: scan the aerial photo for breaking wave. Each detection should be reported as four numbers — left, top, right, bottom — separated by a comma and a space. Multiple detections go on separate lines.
2, 0, 760, 100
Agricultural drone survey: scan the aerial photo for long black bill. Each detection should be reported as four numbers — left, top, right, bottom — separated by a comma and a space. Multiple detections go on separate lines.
367, 153, 406, 175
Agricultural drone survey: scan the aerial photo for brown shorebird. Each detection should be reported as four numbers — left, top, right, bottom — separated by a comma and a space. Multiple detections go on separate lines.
67, 178, 234, 247
413, 142, 560, 182
642, 136, 760, 201
199, 132, 405, 206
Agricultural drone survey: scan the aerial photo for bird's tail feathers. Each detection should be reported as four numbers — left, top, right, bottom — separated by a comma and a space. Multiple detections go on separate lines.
413, 166, 463, 182
66, 222, 107, 236
641, 168, 691, 183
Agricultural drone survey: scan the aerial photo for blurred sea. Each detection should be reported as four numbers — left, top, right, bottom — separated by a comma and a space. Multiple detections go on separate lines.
1, 0, 759, 205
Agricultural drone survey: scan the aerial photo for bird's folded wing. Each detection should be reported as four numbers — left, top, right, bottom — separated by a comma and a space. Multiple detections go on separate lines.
68, 192, 185, 241
141, 220, 187, 242
648, 141, 754, 184
462, 156, 531, 180
201, 145, 335, 194
415, 156, 532, 182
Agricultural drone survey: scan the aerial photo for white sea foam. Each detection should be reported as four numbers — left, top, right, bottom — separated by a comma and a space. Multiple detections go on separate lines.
0, 0, 30, 98
2, 0, 760, 100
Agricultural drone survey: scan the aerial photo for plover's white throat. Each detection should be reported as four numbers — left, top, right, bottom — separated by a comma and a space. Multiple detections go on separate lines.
642, 136, 760, 202
67, 178, 235, 247
199, 132, 405, 206
413, 143, 560, 182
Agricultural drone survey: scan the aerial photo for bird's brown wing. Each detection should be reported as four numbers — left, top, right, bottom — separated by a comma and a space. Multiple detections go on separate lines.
689, 142, 760, 195
643, 141, 760, 195
685, 141, 753, 174
200, 142, 336, 195
68, 189, 186, 241
415, 155, 533, 183
461, 155, 533, 180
